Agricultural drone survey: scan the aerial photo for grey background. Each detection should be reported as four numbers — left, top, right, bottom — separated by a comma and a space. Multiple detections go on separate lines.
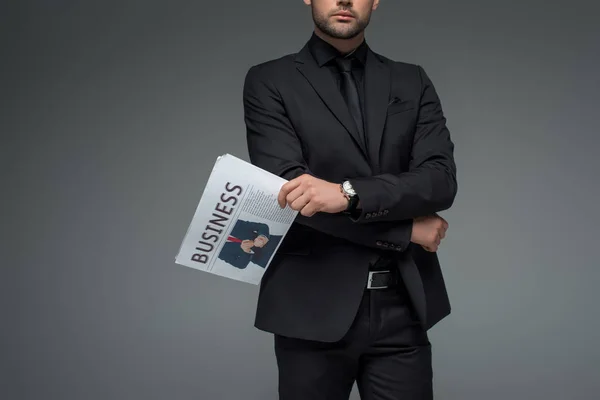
2, 0, 599, 399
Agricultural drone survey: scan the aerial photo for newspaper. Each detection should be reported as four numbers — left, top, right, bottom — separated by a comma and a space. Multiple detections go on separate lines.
175, 154, 298, 285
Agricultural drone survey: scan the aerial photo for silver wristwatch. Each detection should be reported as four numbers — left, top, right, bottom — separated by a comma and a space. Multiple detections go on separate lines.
341, 180, 358, 212
342, 180, 357, 197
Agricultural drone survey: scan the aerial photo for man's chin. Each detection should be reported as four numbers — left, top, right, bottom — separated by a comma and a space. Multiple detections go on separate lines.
325, 25, 362, 39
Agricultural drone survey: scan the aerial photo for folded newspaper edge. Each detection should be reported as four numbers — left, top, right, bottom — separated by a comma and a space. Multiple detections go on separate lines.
175, 153, 298, 285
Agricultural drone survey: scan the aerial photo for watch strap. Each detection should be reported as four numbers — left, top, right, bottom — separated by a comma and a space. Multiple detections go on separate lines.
340, 183, 359, 213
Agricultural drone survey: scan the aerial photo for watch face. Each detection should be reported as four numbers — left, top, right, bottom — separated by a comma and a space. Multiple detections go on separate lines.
343, 181, 356, 196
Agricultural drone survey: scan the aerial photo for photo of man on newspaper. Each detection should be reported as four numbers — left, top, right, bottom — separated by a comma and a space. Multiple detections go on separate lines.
218, 218, 282, 270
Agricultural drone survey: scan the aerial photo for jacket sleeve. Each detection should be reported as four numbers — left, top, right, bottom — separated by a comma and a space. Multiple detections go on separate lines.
349, 65, 458, 223
243, 65, 413, 253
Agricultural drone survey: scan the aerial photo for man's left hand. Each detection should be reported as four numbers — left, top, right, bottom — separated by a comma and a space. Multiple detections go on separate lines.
240, 240, 254, 253
278, 174, 348, 217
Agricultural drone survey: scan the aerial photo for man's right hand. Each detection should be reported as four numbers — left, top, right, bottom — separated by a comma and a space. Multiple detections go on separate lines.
411, 214, 449, 252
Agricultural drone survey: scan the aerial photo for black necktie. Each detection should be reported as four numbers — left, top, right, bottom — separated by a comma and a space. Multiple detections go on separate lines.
335, 57, 366, 149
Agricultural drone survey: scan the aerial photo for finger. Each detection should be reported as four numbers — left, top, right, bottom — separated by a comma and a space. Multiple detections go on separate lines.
428, 233, 441, 246
441, 223, 449, 239
285, 185, 305, 206
290, 191, 311, 212
278, 179, 301, 207
277, 189, 286, 208
300, 200, 318, 217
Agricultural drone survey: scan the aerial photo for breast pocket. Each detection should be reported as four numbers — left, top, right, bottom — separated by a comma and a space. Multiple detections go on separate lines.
386, 99, 415, 116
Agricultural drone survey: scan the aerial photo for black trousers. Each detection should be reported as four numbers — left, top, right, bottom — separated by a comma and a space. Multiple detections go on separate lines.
274, 283, 432, 400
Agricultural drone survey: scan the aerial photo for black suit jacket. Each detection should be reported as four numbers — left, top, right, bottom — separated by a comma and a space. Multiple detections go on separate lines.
242, 36, 457, 342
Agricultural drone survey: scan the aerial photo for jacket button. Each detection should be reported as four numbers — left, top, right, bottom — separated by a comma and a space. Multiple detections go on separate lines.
376, 240, 383, 246
383, 210, 389, 215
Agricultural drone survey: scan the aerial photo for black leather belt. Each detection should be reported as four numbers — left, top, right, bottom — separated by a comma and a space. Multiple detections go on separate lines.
366, 257, 398, 289
366, 269, 398, 289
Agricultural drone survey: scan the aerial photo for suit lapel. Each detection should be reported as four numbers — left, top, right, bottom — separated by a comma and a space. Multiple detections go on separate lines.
294, 46, 369, 161
364, 50, 390, 173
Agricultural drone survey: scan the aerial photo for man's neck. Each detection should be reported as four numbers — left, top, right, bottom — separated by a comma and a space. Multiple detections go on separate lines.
313, 27, 365, 55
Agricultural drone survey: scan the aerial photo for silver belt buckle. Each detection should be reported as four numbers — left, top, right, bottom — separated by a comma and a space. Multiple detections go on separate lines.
367, 270, 390, 289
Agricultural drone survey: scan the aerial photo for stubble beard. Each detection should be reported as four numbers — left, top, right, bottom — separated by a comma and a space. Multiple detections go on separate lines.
312, 7, 370, 39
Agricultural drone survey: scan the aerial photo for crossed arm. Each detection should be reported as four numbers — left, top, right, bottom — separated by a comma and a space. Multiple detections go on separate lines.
349, 66, 457, 223
242, 64, 456, 252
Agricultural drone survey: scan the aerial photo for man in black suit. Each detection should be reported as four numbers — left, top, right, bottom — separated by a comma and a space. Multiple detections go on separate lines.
242, 1, 457, 399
